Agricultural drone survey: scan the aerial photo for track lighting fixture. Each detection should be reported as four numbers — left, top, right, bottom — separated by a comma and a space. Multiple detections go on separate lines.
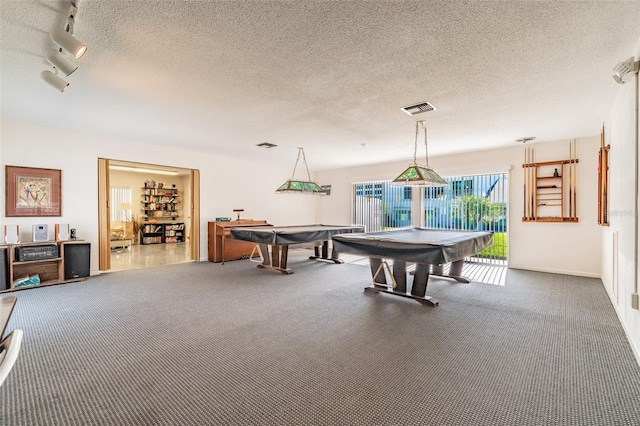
44, 49, 77, 76
41, 1, 86, 92
612, 57, 639, 85
41, 70, 69, 92
50, 28, 87, 60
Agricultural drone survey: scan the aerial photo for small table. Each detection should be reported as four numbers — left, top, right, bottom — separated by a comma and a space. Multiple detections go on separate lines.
332, 228, 493, 306
230, 224, 364, 274
1, 296, 17, 339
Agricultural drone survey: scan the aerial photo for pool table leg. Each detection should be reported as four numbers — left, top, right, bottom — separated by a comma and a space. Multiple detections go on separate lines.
364, 258, 438, 307
430, 259, 471, 283
309, 241, 344, 264
257, 244, 293, 274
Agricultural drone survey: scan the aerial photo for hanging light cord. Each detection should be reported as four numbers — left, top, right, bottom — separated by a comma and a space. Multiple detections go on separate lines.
289, 147, 313, 181
413, 120, 429, 167
301, 148, 313, 181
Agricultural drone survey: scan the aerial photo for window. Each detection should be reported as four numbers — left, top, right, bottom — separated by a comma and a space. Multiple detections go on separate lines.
423, 172, 508, 263
452, 179, 473, 197
403, 187, 411, 200
352, 181, 411, 231
426, 187, 445, 199
110, 187, 132, 222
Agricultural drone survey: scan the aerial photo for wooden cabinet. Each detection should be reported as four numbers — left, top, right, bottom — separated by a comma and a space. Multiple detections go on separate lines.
1, 241, 89, 292
208, 220, 269, 263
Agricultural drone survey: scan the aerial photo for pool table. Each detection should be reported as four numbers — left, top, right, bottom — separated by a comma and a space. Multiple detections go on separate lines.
230, 224, 364, 274
332, 228, 493, 306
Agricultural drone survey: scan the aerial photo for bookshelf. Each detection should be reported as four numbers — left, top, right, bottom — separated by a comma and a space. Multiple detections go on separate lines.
141, 223, 185, 245
141, 180, 180, 220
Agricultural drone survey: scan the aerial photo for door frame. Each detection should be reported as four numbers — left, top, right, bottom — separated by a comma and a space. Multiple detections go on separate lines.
97, 158, 200, 271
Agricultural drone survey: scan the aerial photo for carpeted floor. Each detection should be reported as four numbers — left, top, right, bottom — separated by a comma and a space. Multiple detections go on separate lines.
2, 251, 639, 425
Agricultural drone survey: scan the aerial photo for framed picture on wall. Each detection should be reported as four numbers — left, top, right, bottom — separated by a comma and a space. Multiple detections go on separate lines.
5, 165, 62, 217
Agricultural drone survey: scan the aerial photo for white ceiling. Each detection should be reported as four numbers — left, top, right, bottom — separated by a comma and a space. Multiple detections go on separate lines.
2, 1, 639, 171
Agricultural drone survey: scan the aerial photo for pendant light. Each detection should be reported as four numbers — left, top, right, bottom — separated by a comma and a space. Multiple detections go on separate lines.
276, 147, 324, 194
392, 120, 447, 187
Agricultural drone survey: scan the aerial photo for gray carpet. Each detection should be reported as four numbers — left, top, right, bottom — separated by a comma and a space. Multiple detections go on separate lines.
2, 251, 640, 425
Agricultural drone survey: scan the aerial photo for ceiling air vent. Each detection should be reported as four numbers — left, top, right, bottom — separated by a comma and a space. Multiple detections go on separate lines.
401, 102, 436, 116
514, 137, 536, 144
257, 142, 277, 148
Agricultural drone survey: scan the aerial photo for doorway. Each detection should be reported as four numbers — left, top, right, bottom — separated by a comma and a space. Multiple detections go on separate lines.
97, 158, 201, 272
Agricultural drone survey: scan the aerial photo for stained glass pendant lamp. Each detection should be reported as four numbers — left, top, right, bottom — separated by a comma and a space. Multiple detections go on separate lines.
276, 147, 324, 194
392, 120, 447, 186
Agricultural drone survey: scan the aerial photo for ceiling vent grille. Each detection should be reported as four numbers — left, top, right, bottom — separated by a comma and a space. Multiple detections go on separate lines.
401, 102, 436, 116
514, 137, 536, 144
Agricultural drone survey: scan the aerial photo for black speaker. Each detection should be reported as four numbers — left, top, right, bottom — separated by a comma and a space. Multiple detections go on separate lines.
0, 247, 8, 291
64, 243, 90, 280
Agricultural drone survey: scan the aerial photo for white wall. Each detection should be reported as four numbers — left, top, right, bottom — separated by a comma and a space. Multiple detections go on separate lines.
601, 39, 640, 362
318, 137, 602, 277
0, 121, 318, 270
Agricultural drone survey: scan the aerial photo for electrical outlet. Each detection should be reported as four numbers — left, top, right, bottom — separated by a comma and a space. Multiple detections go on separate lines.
632, 293, 640, 310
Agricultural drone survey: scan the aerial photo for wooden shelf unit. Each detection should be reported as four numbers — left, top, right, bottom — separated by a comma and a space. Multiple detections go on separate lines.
1, 241, 88, 292
141, 223, 185, 245
164, 223, 185, 244
141, 181, 180, 220
522, 158, 579, 223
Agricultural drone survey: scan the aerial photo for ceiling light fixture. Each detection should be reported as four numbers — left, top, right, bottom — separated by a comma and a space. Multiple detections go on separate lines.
42, 1, 86, 92
109, 165, 180, 176
392, 120, 447, 187
50, 2, 87, 59
50, 28, 87, 59
40, 70, 69, 92
275, 147, 324, 194
44, 48, 77, 76
612, 57, 639, 84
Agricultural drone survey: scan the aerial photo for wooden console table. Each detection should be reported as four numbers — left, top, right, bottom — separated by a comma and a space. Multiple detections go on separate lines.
0, 241, 89, 293
207, 220, 270, 263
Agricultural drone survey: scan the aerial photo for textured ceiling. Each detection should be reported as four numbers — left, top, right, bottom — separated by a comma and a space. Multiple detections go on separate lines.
1, 1, 639, 171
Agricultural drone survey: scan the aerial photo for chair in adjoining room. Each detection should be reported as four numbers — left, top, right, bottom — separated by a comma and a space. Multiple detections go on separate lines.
110, 221, 134, 252
0, 329, 24, 387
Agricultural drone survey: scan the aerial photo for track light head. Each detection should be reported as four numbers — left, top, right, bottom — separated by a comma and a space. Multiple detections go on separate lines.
50, 28, 87, 59
41, 70, 69, 92
612, 74, 624, 84
612, 57, 639, 85
44, 49, 77, 76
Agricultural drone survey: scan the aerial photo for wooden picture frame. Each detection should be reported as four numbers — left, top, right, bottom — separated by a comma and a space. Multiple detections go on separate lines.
5, 166, 62, 217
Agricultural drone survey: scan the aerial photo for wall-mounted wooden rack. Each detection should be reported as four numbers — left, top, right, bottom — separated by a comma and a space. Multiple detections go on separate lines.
522, 141, 579, 223
597, 125, 610, 226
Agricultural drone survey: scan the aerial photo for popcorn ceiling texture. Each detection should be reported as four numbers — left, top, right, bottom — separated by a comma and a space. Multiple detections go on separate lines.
1, 1, 639, 169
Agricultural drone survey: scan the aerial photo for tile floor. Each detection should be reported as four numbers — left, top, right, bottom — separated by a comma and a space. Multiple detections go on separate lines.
110, 242, 192, 272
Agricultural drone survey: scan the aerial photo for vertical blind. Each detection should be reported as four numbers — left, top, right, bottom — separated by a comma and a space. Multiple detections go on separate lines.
352, 181, 412, 232
110, 187, 132, 222
352, 172, 508, 264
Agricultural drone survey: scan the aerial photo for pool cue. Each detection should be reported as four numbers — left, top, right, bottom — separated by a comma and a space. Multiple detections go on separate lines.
574, 139, 578, 220
523, 148, 527, 219
573, 139, 576, 219
531, 147, 535, 219
568, 141, 572, 220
